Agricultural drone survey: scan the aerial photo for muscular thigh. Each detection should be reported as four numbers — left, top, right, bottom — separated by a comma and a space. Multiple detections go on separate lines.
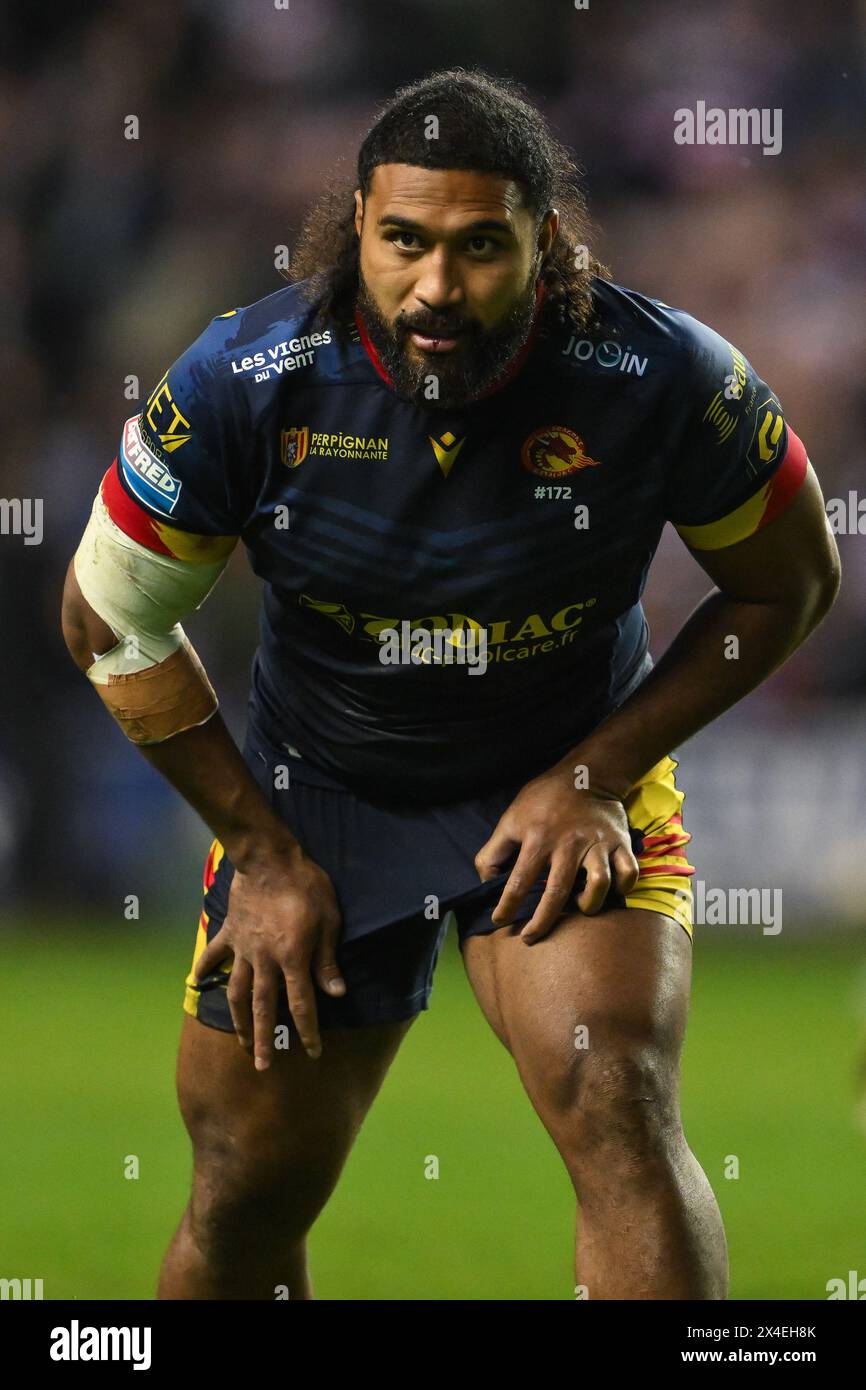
461, 909, 692, 1126
176, 1011, 413, 1187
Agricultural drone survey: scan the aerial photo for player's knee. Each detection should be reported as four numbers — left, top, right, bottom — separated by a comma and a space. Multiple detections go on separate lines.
545, 1038, 681, 1180
178, 1078, 355, 1254
187, 1123, 349, 1260
190, 1164, 306, 1263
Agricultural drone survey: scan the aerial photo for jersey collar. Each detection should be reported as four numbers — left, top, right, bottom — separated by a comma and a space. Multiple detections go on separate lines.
354, 279, 547, 401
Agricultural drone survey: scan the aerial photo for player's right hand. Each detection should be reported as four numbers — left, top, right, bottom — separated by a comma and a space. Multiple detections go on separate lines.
193, 844, 344, 1068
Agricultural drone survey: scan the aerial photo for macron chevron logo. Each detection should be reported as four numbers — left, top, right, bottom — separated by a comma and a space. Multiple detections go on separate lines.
430, 431, 465, 478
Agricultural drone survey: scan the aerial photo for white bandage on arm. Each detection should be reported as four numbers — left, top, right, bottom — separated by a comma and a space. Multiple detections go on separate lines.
73, 493, 234, 743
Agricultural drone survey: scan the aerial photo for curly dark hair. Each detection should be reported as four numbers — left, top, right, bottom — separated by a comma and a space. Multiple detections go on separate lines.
286, 67, 609, 337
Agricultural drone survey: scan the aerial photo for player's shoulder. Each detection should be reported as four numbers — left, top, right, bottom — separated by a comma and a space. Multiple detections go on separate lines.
548, 276, 745, 389
170, 279, 334, 395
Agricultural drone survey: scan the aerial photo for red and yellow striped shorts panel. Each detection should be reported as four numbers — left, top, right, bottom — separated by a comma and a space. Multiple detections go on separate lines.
622, 754, 695, 935
183, 839, 229, 1019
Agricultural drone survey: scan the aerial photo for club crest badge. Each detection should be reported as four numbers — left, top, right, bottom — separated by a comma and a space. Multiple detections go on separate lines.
281, 426, 310, 468
521, 426, 602, 478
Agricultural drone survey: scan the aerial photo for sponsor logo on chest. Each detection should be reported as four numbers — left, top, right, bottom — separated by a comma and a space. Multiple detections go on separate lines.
281, 426, 390, 465
230, 330, 332, 382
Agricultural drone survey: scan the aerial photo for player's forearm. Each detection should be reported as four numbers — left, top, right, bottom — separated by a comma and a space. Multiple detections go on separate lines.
63, 561, 297, 872
136, 713, 300, 871
553, 584, 836, 799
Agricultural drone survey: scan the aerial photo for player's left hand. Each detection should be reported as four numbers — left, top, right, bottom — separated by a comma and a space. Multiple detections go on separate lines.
474, 767, 640, 942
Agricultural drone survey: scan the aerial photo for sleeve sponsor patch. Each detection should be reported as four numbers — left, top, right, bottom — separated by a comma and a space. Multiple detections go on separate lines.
119, 415, 183, 516
143, 372, 193, 454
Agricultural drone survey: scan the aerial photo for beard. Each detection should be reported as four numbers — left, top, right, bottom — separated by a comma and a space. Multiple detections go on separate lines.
355, 271, 540, 410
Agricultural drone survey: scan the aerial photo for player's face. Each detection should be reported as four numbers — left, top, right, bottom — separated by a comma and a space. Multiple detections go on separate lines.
354, 165, 558, 408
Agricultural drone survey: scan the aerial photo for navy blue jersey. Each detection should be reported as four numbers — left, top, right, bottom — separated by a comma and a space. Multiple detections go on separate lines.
100, 276, 807, 802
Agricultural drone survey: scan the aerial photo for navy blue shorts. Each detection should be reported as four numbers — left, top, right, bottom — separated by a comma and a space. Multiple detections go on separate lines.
184, 720, 694, 1034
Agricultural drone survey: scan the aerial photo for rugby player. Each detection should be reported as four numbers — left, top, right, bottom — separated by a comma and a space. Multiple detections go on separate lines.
61, 69, 840, 1300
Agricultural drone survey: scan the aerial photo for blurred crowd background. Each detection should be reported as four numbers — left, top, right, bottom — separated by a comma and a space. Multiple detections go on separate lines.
2, 0, 865, 921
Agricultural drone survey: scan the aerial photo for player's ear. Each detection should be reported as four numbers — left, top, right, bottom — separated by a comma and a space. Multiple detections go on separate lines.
539, 206, 559, 261
353, 189, 364, 238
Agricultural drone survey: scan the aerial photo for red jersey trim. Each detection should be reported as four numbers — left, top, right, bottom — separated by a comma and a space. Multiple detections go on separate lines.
100, 461, 236, 564
674, 426, 809, 551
